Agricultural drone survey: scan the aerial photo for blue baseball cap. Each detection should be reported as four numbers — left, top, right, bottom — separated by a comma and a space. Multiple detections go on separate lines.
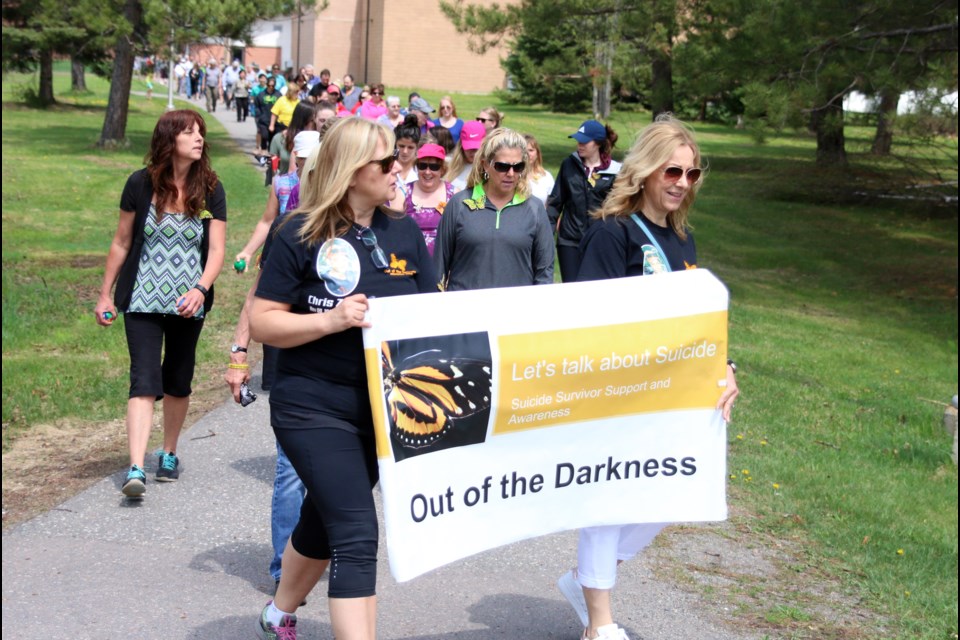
569, 119, 607, 143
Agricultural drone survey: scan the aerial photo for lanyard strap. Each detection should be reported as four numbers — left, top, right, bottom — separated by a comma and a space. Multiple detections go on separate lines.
630, 213, 672, 272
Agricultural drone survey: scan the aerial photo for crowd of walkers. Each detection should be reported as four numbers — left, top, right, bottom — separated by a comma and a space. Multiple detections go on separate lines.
95, 64, 740, 640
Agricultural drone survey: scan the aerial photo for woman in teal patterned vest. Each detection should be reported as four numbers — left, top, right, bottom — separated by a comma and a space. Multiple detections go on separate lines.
95, 110, 227, 498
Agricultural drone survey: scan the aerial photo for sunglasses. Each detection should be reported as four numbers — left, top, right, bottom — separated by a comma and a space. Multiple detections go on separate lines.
370, 148, 399, 174
476, 117, 494, 123
662, 166, 703, 184
354, 224, 389, 270
416, 161, 443, 172
492, 161, 525, 174
371, 90, 383, 95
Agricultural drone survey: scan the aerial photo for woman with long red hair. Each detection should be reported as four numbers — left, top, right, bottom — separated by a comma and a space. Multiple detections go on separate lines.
95, 109, 227, 498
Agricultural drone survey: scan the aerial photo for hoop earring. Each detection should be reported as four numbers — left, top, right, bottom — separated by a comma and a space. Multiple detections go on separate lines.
482, 170, 489, 181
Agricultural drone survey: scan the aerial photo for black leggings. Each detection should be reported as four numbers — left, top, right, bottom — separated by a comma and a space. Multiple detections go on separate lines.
557, 244, 582, 283
274, 425, 379, 598
235, 96, 249, 121
124, 312, 204, 398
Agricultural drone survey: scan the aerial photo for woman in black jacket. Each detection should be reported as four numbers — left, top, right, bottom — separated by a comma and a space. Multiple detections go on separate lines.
547, 119, 620, 282
95, 110, 227, 498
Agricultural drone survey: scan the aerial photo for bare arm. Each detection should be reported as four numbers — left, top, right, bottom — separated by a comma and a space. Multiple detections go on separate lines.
94, 210, 135, 326
250, 294, 371, 349
236, 189, 281, 271
224, 275, 261, 402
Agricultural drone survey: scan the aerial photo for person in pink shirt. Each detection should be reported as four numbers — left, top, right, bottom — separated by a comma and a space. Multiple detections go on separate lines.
359, 83, 388, 121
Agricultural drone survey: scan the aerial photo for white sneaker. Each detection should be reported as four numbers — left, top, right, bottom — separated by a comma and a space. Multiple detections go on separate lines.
557, 569, 589, 628
592, 623, 630, 640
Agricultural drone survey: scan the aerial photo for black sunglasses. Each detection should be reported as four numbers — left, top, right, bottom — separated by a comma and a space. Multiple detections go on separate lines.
476, 117, 494, 123
492, 161, 525, 174
371, 90, 383, 95
416, 161, 443, 172
370, 148, 399, 174
663, 166, 703, 184
354, 224, 389, 270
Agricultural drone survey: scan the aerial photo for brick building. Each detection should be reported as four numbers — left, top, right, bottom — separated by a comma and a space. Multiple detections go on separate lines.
290, 0, 512, 93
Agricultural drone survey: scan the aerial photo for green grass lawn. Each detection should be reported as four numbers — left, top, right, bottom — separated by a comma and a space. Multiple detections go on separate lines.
3, 69, 957, 639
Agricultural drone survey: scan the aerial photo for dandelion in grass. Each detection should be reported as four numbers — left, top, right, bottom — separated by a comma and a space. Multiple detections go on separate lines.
897, 548, 905, 556
772, 483, 780, 490
760, 439, 768, 446
742, 469, 750, 475
736, 434, 744, 440
729, 474, 736, 480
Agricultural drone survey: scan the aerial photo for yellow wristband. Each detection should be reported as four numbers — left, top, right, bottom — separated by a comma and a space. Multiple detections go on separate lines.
227, 363, 250, 370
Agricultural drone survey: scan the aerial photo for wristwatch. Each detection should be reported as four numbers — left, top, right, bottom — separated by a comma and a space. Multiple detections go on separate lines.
231, 344, 248, 354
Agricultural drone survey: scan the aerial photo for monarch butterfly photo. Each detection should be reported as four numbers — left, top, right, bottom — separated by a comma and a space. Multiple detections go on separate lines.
381, 334, 493, 460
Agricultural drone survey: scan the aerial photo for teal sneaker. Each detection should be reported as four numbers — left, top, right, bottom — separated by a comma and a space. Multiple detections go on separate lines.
255, 601, 297, 640
155, 452, 180, 482
121, 465, 146, 497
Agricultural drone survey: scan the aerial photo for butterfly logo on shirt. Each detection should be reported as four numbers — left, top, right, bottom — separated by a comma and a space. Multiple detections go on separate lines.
381, 341, 492, 449
385, 253, 416, 277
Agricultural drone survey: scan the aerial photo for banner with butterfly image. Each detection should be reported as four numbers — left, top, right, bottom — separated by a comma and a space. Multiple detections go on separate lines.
363, 268, 731, 582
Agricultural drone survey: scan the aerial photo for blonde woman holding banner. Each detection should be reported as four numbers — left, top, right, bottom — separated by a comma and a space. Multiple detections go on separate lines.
558, 114, 739, 640
249, 118, 436, 640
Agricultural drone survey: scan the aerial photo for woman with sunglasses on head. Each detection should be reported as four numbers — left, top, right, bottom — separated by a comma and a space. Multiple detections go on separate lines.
250, 118, 436, 640
387, 115, 421, 209
402, 143, 456, 256
557, 115, 739, 640
434, 128, 554, 291
94, 110, 227, 498
476, 105, 504, 131
445, 119, 486, 193
431, 95, 464, 143
547, 119, 621, 283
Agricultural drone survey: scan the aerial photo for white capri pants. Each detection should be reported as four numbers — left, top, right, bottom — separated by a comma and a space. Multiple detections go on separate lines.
576, 523, 669, 590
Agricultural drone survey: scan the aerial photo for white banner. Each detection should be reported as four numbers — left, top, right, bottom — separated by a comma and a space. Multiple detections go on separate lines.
362, 269, 730, 582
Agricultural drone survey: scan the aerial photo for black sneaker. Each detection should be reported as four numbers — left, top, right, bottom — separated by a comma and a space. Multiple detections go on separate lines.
155, 452, 180, 482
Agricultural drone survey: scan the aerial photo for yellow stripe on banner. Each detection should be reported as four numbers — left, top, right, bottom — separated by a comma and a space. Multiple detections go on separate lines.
364, 346, 392, 459
495, 311, 728, 434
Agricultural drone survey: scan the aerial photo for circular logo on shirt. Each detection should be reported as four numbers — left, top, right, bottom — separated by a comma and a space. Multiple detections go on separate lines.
316, 238, 361, 296
641, 244, 668, 275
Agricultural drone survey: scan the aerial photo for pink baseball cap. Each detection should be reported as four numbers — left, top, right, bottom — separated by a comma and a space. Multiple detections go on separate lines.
459, 121, 486, 150
417, 143, 446, 161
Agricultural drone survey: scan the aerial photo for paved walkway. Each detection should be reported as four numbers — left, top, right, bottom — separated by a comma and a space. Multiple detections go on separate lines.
1, 97, 762, 640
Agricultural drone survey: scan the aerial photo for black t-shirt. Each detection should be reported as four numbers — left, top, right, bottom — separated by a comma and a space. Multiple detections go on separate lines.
577, 211, 697, 281
256, 209, 438, 431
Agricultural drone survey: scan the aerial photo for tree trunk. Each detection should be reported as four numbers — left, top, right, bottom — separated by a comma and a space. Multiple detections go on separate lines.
871, 88, 899, 156
98, 0, 143, 148
71, 57, 87, 92
812, 100, 847, 166
592, 40, 613, 119
38, 49, 55, 106
649, 53, 673, 119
